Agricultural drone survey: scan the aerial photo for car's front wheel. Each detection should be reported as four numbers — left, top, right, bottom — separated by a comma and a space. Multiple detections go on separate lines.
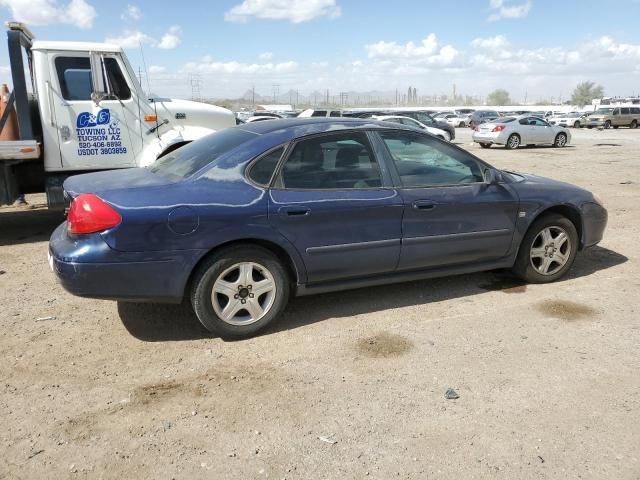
604, 120, 611, 129
512, 213, 578, 283
190, 245, 290, 338
573, 121, 580, 128
630, 120, 637, 129
479, 143, 491, 148
553, 133, 568, 147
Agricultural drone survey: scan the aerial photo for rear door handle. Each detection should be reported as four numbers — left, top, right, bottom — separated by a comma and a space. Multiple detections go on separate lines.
412, 200, 436, 211
278, 206, 311, 217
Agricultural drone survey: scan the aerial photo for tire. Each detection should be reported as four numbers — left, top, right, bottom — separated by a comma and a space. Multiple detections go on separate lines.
459, 122, 465, 128
573, 121, 580, 128
505, 134, 520, 149
190, 245, 290, 338
604, 120, 611, 129
512, 213, 578, 284
479, 143, 491, 148
613, 125, 619, 129
631, 120, 638, 129
553, 133, 568, 147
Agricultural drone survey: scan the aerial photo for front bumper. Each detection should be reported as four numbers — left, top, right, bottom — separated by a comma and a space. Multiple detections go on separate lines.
49, 223, 205, 303
585, 119, 605, 127
580, 202, 608, 248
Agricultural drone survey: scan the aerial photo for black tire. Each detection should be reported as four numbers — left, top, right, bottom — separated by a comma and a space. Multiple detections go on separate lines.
613, 125, 619, 129
573, 121, 580, 128
190, 245, 290, 338
553, 133, 568, 148
512, 213, 579, 284
459, 122, 465, 128
604, 120, 611, 129
630, 120, 638, 129
479, 143, 491, 148
505, 134, 520, 149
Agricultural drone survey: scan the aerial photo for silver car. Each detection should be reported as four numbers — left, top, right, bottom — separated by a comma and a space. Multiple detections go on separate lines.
472, 115, 571, 150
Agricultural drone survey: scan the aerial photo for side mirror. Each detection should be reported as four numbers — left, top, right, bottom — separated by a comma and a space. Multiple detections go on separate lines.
484, 168, 501, 184
91, 91, 106, 106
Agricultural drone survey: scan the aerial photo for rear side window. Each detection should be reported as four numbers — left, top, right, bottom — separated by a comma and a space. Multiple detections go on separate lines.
247, 147, 284, 186
278, 132, 382, 190
330, 111, 342, 117
148, 128, 255, 179
311, 110, 327, 117
55, 56, 92, 100
621, 108, 630, 114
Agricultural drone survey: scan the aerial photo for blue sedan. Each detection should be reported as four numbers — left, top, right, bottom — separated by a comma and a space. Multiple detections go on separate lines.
49, 118, 608, 338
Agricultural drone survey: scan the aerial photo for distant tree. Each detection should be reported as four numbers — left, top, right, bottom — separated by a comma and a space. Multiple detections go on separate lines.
571, 81, 604, 107
487, 89, 512, 106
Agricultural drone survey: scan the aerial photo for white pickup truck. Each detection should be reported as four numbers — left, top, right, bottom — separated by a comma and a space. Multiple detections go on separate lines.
0, 22, 235, 209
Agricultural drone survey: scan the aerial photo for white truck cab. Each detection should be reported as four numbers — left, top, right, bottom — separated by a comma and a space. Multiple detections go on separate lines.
0, 22, 235, 208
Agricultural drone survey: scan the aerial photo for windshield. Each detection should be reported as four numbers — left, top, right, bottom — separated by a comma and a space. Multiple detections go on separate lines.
595, 108, 614, 115
148, 128, 255, 179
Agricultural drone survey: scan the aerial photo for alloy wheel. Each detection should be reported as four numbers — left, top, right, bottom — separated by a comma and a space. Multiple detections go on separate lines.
211, 262, 277, 325
529, 226, 571, 276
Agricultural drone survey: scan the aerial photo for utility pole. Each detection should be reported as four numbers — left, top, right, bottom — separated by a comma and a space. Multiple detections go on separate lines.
326, 89, 330, 106
272, 84, 280, 104
189, 74, 202, 102
251, 85, 255, 106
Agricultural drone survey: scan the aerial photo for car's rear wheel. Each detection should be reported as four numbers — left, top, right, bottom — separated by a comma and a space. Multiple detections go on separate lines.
505, 134, 520, 149
512, 213, 578, 283
479, 143, 491, 148
190, 245, 290, 338
553, 133, 567, 147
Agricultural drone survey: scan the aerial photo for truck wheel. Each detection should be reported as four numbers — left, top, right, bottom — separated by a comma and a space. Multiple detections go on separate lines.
573, 121, 580, 128
630, 120, 637, 129
512, 213, 578, 284
505, 134, 520, 149
553, 133, 567, 147
604, 120, 611, 129
190, 245, 290, 338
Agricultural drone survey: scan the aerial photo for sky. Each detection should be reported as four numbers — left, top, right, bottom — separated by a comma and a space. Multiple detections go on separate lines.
1, 0, 640, 102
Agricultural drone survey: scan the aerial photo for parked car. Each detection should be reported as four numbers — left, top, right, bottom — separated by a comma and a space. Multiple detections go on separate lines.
584, 106, 640, 129
472, 115, 571, 149
548, 112, 590, 128
442, 113, 470, 128
469, 110, 501, 128
387, 110, 456, 140
245, 116, 279, 123
298, 108, 342, 118
49, 118, 607, 338
372, 115, 451, 141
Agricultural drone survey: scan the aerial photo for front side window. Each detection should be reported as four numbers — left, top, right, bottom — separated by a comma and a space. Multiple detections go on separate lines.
278, 132, 382, 190
380, 132, 483, 187
103, 57, 131, 100
55, 56, 92, 100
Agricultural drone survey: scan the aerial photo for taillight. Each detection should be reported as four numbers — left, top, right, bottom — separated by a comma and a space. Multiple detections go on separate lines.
67, 194, 121, 235
492, 124, 505, 132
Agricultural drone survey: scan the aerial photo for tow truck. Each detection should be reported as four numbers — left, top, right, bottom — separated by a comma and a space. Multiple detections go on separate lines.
0, 22, 235, 209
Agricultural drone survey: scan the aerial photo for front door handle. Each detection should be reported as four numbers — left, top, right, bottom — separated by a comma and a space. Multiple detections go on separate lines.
278, 206, 311, 217
412, 200, 436, 211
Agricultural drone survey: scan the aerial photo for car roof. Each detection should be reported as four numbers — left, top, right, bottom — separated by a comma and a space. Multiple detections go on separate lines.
235, 117, 413, 139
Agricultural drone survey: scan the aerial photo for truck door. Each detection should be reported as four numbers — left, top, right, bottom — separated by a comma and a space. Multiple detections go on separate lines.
51, 52, 136, 170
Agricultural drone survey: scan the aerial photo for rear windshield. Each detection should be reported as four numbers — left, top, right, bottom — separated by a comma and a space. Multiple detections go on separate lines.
148, 128, 255, 179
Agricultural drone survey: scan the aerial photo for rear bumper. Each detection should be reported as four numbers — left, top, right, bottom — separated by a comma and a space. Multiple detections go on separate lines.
49, 223, 205, 303
472, 132, 504, 145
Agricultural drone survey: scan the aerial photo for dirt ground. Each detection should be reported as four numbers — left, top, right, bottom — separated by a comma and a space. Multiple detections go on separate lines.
1, 127, 638, 479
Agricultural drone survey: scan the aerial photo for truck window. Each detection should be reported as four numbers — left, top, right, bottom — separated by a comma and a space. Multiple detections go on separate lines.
103, 58, 131, 100
55, 57, 92, 101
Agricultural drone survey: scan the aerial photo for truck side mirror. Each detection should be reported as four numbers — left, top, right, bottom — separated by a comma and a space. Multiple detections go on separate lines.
91, 91, 105, 106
